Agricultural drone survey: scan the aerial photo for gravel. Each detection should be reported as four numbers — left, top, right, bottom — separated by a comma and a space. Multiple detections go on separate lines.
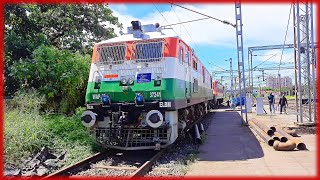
146, 111, 214, 177
75, 155, 145, 177
290, 126, 316, 135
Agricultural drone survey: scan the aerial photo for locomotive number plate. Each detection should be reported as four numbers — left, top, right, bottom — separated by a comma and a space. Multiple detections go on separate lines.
92, 94, 101, 99
150, 92, 161, 98
136, 73, 151, 83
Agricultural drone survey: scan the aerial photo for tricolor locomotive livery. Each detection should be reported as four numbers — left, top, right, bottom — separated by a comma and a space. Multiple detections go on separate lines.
81, 21, 223, 150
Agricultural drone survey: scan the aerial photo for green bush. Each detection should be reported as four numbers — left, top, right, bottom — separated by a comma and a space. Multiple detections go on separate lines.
10, 45, 91, 113
4, 91, 99, 167
11, 88, 46, 113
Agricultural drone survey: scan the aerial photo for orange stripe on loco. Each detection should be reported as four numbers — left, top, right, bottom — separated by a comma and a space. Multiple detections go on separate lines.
91, 44, 98, 63
104, 74, 119, 78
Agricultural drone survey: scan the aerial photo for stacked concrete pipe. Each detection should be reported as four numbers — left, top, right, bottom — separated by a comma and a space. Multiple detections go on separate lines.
273, 140, 296, 151
249, 119, 296, 151
250, 119, 274, 136
273, 131, 288, 142
272, 126, 307, 150
248, 121, 275, 146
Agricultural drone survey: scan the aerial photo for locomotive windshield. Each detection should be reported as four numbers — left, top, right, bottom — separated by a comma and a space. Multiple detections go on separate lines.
134, 40, 164, 62
96, 43, 127, 65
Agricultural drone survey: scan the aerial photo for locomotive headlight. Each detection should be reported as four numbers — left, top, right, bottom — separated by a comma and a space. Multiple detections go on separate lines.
146, 110, 164, 128
135, 93, 144, 106
81, 110, 96, 127
128, 77, 134, 85
120, 77, 127, 85
101, 94, 111, 106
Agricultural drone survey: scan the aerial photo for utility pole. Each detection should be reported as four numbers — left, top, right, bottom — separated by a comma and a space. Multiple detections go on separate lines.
257, 76, 262, 96
235, 2, 248, 125
278, 73, 281, 96
225, 58, 234, 97
248, 50, 252, 97
225, 83, 228, 98
293, 2, 316, 123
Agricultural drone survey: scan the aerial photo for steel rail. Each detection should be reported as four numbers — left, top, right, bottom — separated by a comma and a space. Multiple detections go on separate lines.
129, 147, 168, 178
42, 151, 107, 178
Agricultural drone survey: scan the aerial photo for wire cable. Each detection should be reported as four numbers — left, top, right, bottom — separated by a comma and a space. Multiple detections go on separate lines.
170, 3, 236, 28
153, 3, 179, 37
278, 4, 293, 77
253, 54, 278, 69
171, 5, 200, 51
163, 17, 210, 27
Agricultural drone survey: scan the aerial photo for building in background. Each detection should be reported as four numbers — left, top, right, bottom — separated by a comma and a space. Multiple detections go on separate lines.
265, 76, 293, 95
266, 76, 293, 89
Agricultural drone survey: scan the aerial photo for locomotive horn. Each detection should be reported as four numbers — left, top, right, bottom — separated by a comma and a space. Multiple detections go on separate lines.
81, 110, 96, 127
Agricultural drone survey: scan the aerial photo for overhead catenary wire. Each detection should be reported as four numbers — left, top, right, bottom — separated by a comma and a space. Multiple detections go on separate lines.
253, 54, 278, 69
163, 17, 211, 27
277, 4, 293, 89
169, 3, 237, 75
209, 62, 227, 71
170, 3, 236, 28
153, 3, 179, 37
170, 5, 200, 52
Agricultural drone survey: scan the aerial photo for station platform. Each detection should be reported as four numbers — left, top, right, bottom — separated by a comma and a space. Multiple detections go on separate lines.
185, 106, 316, 176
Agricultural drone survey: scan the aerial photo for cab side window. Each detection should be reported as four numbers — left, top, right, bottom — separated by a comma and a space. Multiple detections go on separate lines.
179, 47, 183, 64
185, 50, 189, 65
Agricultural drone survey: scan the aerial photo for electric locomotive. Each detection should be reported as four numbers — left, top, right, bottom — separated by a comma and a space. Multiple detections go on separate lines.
81, 21, 215, 150
213, 81, 224, 105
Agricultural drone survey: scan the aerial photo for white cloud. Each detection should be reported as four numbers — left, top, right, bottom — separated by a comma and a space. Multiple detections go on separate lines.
108, 3, 316, 85
109, 4, 128, 13
109, 4, 312, 47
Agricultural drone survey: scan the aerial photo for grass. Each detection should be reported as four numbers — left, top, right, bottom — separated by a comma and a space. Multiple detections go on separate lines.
4, 90, 100, 170
286, 95, 296, 100
4, 109, 50, 166
178, 149, 200, 175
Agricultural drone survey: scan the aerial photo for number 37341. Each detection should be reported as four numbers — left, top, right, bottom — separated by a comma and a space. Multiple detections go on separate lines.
150, 92, 161, 98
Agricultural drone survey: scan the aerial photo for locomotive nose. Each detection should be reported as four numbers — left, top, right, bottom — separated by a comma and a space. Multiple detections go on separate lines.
81, 110, 96, 127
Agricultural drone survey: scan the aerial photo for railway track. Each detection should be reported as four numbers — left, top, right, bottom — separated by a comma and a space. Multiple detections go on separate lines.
42, 108, 216, 178
43, 147, 168, 178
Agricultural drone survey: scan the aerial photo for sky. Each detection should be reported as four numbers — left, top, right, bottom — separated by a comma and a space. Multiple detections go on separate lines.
107, 3, 317, 88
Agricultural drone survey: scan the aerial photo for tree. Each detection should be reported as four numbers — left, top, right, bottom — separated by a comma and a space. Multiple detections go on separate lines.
5, 4, 122, 96
25, 4, 122, 54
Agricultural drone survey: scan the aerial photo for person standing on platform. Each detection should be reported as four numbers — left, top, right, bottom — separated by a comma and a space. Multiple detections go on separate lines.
279, 95, 288, 114
231, 96, 236, 111
268, 92, 275, 114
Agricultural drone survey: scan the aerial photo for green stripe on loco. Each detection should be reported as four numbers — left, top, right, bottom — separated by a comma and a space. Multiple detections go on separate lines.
86, 78, 213, 103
